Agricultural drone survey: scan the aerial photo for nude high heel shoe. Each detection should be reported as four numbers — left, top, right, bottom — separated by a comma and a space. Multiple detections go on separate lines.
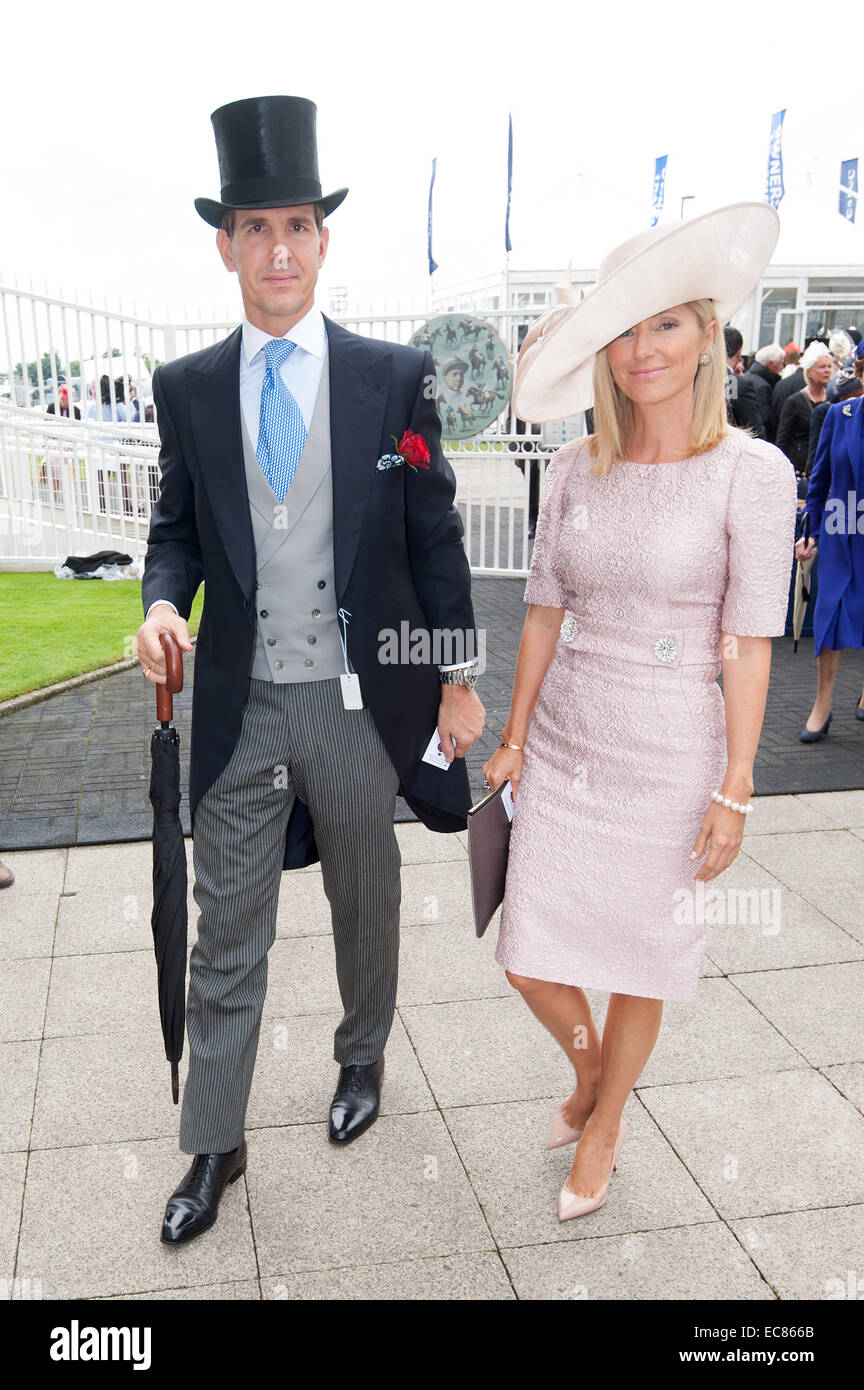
558, 1117, 627, 1221
546, 1103, 585, 1150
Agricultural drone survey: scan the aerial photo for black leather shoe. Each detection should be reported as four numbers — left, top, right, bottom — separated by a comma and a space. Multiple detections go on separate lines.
328, 1060, 384, 1144
160, 1140, 247, 1245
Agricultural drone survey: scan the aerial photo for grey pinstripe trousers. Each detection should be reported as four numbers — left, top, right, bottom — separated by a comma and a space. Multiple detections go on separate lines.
179, 676, 401, 1155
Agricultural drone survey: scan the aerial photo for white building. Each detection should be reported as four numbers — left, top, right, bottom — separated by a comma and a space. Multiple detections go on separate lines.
732, 265, 864, 351
432, 263, 864, 355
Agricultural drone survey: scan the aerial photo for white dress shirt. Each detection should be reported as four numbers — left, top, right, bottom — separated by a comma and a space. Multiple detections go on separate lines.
239, 303, 327, 441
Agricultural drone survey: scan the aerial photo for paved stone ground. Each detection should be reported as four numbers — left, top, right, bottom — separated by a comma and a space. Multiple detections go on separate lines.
2, 577, 864, 851
1, 801, 863, 1300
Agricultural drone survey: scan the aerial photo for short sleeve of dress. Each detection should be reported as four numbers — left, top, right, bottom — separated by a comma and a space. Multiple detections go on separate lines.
522, 447, 574, 608
720, 437, 798, 636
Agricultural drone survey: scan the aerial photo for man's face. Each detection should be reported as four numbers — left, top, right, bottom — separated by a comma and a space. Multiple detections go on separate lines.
216, 205, 328, 330
444, 368, 465, 392
727, 347, 742, 372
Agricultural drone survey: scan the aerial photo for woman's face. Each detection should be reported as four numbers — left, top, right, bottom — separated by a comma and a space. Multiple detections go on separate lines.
605, 304, 715, 406
805, 356, 832, 388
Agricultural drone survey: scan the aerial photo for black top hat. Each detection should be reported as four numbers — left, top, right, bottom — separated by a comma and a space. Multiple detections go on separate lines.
194, 95, 348, 228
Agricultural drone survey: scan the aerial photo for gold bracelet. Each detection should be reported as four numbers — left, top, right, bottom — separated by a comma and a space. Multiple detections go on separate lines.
728, 770, 755, 795
500, 740, 524, 752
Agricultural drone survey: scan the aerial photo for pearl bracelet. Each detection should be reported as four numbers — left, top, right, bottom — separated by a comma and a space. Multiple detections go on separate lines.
711, 790, 753, 814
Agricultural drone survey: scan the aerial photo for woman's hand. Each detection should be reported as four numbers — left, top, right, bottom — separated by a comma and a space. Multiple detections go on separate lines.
690, 803, 746, 881
795, 537, 816, 562
482, 745, 524, 800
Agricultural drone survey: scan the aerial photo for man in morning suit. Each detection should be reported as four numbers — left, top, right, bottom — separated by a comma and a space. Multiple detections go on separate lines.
135, 96, 485, 1245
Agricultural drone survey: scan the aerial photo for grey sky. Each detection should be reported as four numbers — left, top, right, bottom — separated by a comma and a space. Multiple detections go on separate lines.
3, 0, 862, 322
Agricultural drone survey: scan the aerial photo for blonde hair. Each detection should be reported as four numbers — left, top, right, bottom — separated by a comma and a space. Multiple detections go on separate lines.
587, 299, 729, 477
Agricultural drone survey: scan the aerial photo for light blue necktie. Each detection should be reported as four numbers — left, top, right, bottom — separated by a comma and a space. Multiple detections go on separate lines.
257, 337, 307, 501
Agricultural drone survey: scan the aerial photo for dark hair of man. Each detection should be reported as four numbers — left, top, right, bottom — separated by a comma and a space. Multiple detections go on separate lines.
220, 203, 325, 237
723, 326, 743, 358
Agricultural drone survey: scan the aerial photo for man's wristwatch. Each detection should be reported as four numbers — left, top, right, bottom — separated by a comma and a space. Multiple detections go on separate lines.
440, 661, 479, 690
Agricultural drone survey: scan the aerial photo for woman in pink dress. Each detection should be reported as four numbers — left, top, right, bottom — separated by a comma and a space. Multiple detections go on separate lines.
482, 205, 798, 1222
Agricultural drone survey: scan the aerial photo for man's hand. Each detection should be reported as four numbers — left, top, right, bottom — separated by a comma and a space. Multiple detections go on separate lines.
437, 685, 485, 763
136, 604, 193, 684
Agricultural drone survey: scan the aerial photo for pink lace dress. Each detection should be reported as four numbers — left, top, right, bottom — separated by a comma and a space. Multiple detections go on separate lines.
495, 430, 798, 1001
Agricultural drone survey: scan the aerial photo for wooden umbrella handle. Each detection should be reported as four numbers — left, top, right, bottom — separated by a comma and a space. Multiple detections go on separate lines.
156, 630, 184, 723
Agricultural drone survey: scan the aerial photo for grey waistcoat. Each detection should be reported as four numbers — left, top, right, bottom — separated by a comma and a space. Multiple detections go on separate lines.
241, 352, 345, 683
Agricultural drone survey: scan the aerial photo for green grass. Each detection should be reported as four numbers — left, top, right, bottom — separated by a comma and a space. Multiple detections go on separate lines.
0, 573, 203, 701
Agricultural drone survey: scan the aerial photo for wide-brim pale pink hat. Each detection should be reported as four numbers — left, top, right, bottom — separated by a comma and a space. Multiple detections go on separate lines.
513, 202, 780, 422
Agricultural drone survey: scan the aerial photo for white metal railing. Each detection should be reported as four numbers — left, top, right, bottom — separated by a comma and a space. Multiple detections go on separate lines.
0, 284, 582, 574
0, 407, 159, 568
0, 401, 559, 575
0, 283, 239, 416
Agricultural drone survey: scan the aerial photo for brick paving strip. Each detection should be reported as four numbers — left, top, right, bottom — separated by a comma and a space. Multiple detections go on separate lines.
2, 577, 864, 850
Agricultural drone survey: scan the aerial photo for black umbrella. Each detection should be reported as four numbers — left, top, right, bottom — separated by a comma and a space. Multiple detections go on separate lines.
148, 631, 187, 1103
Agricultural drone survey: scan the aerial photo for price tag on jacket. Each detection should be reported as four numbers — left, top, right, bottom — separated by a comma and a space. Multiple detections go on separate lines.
340, 673, 364, 709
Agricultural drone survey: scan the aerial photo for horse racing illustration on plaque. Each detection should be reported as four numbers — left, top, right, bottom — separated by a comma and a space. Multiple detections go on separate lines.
409, 314, 512, 439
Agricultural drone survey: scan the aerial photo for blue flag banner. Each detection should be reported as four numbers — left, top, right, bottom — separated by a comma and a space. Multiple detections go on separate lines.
765, 109, 786, 209
650, 155, 667, 227
427, 158, 439, 276
505, 114, 513, 253
839, 157, 859, 223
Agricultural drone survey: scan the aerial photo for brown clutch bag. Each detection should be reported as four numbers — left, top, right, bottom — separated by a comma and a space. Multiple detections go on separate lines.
467, 780, 514, 939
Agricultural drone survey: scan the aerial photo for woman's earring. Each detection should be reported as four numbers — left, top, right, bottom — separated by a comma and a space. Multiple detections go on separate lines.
698, 352, 711, 365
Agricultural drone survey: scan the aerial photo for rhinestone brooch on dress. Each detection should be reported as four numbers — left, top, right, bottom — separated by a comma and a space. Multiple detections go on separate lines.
560, 613, 578, 644
653, 634, 679, 663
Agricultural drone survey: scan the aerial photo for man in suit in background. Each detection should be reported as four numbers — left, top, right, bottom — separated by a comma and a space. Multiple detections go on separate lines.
773, 345, 805, 420
136, 96, 484, 1245
739, 343, 784, 441
724, 326, 762, 434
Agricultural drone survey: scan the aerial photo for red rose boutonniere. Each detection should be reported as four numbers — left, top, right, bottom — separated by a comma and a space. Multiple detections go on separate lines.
395, 430, 431, 472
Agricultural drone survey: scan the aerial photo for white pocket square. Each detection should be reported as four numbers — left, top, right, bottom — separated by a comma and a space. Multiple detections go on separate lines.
376, 454, 404, 471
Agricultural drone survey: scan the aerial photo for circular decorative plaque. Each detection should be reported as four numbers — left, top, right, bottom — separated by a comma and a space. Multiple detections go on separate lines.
409, 314, 512, 440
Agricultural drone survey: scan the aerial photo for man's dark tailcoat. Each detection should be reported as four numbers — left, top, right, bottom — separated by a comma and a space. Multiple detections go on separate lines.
142, 317, 476, 868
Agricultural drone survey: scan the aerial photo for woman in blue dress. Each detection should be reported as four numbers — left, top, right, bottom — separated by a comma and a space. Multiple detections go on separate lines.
797, 380, 864, 740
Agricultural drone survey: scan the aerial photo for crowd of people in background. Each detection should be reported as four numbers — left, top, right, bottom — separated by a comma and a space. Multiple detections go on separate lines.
85, 375, 153, 424
41, 374, 153, 424
724, 321, 864, 745
725, 324, 864, 494
722, 323, 864, 744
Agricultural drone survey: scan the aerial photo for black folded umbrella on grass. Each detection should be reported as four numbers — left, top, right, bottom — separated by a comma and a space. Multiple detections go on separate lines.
148, 631, 187, 1103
